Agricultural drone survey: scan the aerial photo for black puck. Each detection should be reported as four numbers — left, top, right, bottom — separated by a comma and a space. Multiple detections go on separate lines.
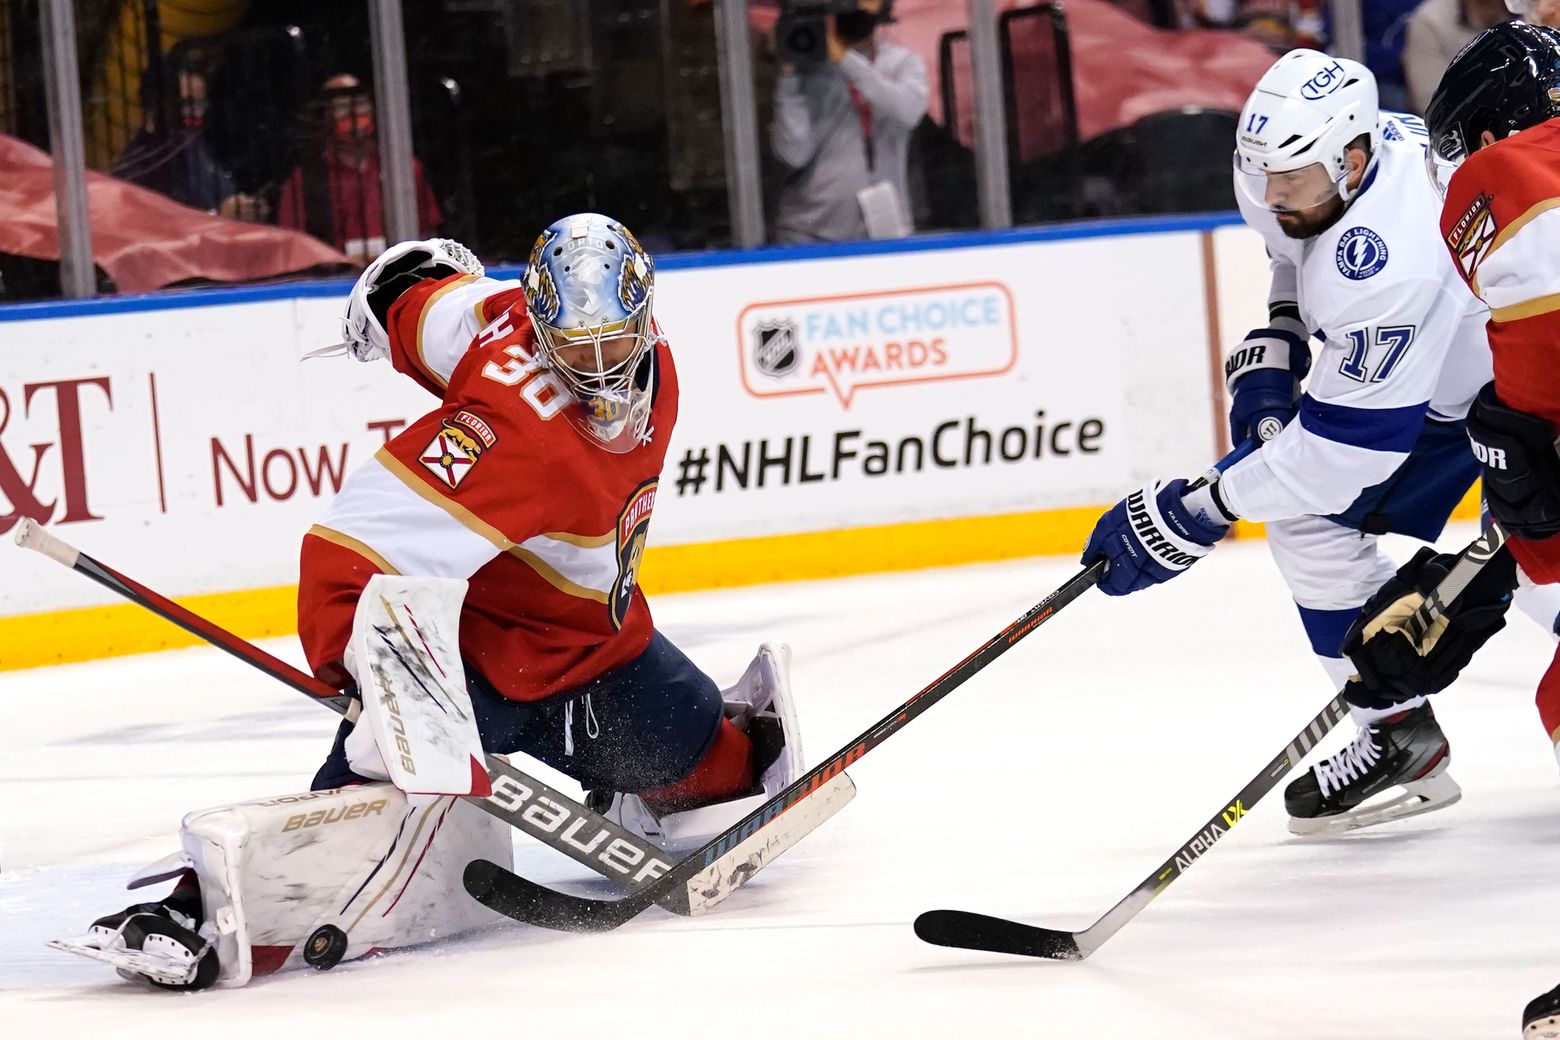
303, 924, 348, 971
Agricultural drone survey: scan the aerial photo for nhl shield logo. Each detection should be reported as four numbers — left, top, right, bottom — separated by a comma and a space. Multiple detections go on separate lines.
751, 319, 800, 378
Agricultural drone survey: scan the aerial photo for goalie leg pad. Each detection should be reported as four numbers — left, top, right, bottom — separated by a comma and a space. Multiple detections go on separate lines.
172, 785, 509, 986
343, 574, 489, 798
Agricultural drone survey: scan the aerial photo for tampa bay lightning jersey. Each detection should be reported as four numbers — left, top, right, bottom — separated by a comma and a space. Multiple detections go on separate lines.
1220, 113, 1493, 522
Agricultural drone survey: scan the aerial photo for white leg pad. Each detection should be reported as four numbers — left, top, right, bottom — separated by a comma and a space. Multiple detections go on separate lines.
179, 784, 512, 986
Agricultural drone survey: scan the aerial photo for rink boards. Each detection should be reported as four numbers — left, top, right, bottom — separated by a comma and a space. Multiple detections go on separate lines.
0, 215, 1474, 668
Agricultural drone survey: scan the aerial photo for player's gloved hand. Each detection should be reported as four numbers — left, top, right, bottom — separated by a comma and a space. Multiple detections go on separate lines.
1226, 316, 1310, 445
1341, 544, 1518, 711
1468, 381, 1560, 541
341, 239, 484, 363
1083, 478, 1230, 596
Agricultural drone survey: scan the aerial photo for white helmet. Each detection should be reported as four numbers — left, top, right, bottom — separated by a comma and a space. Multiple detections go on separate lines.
1234, 49, 1380, 214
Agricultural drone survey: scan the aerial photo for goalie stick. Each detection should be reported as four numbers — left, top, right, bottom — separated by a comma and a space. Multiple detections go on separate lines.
914, 521, 1510, 961
11, 519, 690, 910
462, 558, 1108, 931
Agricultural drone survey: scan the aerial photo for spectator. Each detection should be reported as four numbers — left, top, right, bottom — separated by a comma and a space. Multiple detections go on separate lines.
1403, 0, 1511, 112
1190, 0, 1327, 52
277, 73, 442, 265
111, 63, 267, 221
1508, 0, 1560, 26
770, 1, 928, 245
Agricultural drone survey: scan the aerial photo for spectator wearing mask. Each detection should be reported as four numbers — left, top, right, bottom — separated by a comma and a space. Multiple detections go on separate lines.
770, 0, 928, 244
112, 63, 267, 221
1402, 0, 1511, 112
277, 73, 442, 265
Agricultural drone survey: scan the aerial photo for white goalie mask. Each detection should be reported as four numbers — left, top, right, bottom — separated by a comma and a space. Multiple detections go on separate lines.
1234, 50, 1381, 215
522, 213, 659, 454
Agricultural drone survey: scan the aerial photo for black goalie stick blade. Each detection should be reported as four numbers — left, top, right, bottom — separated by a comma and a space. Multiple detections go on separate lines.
464, 859, 656, 933
914, 910, 1083, 961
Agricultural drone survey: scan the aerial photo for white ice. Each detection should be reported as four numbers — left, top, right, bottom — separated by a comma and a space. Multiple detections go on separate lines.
3, 522, 1558, 1039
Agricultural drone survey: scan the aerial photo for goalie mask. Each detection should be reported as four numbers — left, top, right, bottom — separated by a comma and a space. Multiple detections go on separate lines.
523, 213, 659, 453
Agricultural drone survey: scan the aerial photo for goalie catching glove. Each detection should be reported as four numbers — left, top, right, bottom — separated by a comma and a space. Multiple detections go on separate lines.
1341, 544, 1518, 711
341, 238, 484, 362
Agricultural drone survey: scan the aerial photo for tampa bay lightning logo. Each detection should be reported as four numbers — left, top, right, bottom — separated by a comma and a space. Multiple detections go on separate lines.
1335, 227, 1388, 281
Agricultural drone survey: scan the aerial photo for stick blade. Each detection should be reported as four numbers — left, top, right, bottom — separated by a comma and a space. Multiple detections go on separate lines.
914, 909, 1084, 961
463, 859, 650, 933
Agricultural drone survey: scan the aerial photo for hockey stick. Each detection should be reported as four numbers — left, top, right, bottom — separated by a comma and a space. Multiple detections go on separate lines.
913, 520, 1511, 960
463, 557, 1109, 931
11, 518, 685, 905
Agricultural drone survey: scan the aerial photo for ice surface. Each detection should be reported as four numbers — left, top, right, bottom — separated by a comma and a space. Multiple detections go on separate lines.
3, 523, 1557, 1038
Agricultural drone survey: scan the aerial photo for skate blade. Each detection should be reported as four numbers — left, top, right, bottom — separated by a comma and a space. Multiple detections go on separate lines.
1287, 772, 1463, 837
1527, 1016, 1560, 1039
47, 938, 194, 986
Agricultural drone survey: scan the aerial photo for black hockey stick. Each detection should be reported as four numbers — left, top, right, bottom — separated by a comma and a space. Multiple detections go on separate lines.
11, 518, 684, 904
463, 558, 1108, 931
914, 521, 1510, 960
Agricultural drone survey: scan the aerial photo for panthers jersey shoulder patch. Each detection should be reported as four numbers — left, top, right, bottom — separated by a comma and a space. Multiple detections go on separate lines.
419, 411, 497, 490
1444, 192, 1497, 283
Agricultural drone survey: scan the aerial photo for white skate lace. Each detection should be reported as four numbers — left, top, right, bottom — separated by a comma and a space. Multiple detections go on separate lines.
1312, 726, 1383, 799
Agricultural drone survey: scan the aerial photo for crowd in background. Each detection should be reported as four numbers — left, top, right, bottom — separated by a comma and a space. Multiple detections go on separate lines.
0, 0, 1554, 300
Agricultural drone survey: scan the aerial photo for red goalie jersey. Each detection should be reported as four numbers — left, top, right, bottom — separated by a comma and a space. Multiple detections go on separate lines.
1441, 117, 1560, 585
298, 273, 677, 700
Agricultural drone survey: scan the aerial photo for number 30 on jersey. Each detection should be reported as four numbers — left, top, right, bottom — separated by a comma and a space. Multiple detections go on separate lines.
479, 314, 571, 419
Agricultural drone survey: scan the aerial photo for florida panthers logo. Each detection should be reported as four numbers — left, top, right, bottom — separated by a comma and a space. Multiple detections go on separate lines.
610, 479, 658, 631
418, 411, 497, 490
1445, 193, 1497, 283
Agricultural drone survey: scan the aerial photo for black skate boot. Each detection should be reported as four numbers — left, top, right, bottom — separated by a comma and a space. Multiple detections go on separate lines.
50, 876, 219, 989
1284, 702, 1461, 835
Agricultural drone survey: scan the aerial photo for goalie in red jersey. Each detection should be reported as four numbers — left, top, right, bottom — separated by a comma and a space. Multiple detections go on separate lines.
302, 214, 805, 839
57, 216, 811, 991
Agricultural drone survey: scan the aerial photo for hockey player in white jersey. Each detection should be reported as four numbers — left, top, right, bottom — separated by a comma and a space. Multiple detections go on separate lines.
1084, 49, 1558, 834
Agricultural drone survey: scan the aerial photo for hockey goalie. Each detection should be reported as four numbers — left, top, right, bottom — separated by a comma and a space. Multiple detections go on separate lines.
55, 216, 814, 989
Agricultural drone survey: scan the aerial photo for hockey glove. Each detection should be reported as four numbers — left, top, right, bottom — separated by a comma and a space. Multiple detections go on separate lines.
341, 239, 484, 362
1341, 544, 1518, 711
1083, 478, 1230, 596
1226, 316, 1310, 445
1468, 382, 1560, 541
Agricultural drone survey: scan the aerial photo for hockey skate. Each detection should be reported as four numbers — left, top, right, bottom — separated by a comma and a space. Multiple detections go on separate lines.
591, 642, 810, 856
1525, 982, 1560, 1038
51, 878, 218, 990
1284, 703, 1462, 836
590, 644, 855, 913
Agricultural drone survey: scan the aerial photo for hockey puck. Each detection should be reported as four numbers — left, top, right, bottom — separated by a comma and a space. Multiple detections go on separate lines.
303, 924, 348, 971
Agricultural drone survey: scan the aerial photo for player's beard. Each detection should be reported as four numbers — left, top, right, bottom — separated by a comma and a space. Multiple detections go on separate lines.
1275, 195, 1346, 240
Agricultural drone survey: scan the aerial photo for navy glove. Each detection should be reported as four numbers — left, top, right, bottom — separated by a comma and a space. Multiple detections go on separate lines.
1083, 478, 1231, 596
1226, 317, 1310, 445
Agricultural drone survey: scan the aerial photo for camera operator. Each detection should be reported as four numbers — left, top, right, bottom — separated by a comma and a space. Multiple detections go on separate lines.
770, 0, 929, 244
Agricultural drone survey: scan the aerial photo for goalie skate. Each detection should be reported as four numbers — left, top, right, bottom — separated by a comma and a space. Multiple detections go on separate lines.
1284, 703, 1461, 836
50, 893, 217, 989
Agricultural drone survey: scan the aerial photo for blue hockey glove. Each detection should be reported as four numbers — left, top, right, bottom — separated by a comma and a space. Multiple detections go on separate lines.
1083, 478, 1231, 596
1226, 317, 1310, 445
